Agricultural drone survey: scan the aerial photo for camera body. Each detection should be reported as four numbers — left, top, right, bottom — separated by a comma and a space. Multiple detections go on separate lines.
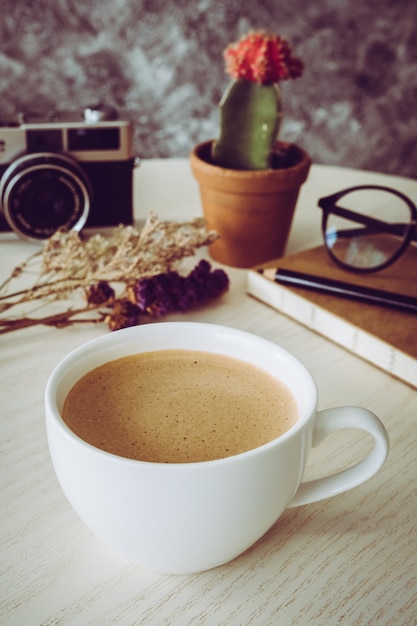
0, 107, 137, 243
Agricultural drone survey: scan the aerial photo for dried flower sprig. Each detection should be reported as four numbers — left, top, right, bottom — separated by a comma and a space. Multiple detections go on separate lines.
0, 214, 229, 335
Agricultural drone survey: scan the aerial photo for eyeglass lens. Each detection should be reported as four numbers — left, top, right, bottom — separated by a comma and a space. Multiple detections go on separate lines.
323, 187, 414, 270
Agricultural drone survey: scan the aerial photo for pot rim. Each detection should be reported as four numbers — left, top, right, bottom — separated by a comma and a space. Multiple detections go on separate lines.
190, 140, 311, 191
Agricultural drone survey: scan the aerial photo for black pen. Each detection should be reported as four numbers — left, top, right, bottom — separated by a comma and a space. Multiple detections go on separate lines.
261, 267, 417, 315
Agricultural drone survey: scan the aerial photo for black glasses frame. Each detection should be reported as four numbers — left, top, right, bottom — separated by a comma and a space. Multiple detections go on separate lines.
318, 185, 417, 273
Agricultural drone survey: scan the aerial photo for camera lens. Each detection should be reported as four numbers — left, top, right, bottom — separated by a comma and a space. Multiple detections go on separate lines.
0, 153, 91, 243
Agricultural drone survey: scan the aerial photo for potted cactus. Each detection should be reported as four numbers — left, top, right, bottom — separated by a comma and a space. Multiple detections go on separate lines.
190, 31, 311, 268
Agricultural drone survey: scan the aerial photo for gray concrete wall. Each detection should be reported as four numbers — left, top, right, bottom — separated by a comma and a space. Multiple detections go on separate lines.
1, 0, 416, 177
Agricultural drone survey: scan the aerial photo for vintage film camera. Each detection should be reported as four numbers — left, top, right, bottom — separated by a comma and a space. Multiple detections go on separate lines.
0, 106, 138, 243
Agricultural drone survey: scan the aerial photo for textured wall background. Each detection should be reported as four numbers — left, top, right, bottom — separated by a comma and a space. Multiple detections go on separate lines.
0, 0, 416, 177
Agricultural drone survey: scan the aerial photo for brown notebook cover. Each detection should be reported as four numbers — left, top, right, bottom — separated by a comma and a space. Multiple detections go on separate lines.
247, 245, 417, 387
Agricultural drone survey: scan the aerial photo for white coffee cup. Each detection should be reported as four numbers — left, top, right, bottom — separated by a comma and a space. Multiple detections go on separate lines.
45, 322, 389, 574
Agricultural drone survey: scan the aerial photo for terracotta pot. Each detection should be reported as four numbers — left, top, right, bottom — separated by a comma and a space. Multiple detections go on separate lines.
190, 140, 311, 268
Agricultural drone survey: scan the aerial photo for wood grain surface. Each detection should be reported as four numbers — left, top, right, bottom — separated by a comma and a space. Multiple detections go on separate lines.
1, 161, 416, 625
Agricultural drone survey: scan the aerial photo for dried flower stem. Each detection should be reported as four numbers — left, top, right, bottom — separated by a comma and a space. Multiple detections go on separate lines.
0, 249, 43, 296
0, 306, 103, 335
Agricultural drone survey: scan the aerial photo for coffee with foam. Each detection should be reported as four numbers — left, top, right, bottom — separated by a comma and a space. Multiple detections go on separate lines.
62, 349, 298, 463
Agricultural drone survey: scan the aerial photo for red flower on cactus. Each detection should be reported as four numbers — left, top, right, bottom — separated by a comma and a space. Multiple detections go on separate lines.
224, 31, 304, 85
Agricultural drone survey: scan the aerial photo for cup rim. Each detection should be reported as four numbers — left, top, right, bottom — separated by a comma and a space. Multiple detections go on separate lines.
45, 322, 318, 468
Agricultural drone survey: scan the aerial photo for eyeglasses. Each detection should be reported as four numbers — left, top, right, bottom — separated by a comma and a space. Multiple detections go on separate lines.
318, 185, 417, 273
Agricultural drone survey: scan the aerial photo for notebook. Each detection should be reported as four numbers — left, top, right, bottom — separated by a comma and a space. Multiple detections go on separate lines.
247, 245, 417, 387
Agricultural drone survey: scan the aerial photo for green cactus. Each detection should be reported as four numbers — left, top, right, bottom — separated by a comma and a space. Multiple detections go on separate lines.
212, 80, 282, 171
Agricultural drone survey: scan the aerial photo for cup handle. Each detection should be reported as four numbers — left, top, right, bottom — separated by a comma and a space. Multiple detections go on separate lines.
288, 406, 390, 508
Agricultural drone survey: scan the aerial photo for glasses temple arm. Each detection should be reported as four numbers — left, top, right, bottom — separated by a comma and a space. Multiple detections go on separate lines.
319, 202, 415, 238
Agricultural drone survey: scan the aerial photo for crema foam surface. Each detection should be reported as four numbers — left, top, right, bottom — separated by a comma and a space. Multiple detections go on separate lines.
62, 350, 298, 463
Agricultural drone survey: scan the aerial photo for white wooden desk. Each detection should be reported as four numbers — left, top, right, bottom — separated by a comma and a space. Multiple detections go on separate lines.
1, 160, 416, 625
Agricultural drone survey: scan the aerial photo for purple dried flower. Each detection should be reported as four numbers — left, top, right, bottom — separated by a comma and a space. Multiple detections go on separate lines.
86, 281, 115, 305
135, 271, 183, 315
186, 259, 230, 302
133, 260, 229, 316
105, 299, 142, 331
